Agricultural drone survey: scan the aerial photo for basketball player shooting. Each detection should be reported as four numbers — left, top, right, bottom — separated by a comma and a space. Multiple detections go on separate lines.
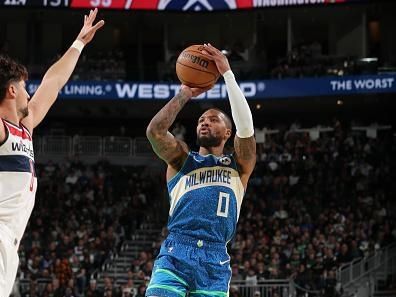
0, 9, 104, 296
146, 43, 256, 297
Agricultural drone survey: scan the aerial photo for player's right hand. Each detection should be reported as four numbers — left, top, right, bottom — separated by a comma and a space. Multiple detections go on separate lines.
76, 8, 105, 45
180, 85, 212, 99
202, 43, 231, 76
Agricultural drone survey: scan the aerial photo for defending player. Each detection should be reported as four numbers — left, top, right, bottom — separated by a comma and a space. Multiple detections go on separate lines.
0, 9, 104, 296
145, 43, 256, 297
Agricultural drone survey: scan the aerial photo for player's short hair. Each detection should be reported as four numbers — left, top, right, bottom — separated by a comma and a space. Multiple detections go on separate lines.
0, 55, 28, 102
209, 108, 233, 130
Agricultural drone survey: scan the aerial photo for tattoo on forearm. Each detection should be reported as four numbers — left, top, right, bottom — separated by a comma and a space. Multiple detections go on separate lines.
147, 92, 190, 163
235, 137, 256, 160
177, 93, 189, 107
150, 92, 189, 133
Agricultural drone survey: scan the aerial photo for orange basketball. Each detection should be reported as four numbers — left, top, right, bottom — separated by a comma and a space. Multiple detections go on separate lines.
176, 45, 220, 88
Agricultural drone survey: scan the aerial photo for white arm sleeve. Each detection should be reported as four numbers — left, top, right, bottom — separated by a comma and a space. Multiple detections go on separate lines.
223, 70, 254, 138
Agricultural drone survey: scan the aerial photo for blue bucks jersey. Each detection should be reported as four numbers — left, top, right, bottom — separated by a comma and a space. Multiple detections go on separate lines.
167, 151, 245, 243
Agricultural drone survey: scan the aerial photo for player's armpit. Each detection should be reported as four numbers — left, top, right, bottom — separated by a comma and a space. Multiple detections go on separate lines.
234, 135, 256, 186
20, 113, 34, 135
147, 130, 189, 170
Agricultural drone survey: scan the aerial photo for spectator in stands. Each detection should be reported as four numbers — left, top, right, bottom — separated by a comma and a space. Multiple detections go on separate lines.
336, 243, 352, 265
85, 279, 101, 297
135, 285, 146, 297
121, 279, 136, 297
103, 276, 120, 297
321, 270, 341, 297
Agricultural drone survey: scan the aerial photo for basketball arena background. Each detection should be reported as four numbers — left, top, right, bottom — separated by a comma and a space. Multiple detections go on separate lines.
0, 0, 395, 296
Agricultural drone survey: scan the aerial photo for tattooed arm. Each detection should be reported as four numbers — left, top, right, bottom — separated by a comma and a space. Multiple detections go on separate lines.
146, 85, 210, 178
234, 136, 256, 188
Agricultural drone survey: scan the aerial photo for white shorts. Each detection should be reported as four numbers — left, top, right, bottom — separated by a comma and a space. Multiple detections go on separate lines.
0, 224, 19, 297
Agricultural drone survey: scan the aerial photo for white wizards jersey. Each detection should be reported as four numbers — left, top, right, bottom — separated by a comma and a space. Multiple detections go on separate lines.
0, 119, 36, 245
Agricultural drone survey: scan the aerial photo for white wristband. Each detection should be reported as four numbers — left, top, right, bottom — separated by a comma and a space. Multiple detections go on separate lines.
71, 40, 85, 54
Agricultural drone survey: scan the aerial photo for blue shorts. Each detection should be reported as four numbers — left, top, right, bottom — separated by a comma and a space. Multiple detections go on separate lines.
146, 233, 231, 297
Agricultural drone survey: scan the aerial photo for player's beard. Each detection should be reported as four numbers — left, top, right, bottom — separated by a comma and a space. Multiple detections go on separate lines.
18, 106, 29, 119
197, 134, 222, 148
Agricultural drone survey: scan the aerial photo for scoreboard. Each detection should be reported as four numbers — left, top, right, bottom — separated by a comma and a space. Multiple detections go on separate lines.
1, 0, 69, 7
0, 0, 368, 10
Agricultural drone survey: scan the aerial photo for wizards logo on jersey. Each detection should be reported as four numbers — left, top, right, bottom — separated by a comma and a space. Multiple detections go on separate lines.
11, 141, 34, 158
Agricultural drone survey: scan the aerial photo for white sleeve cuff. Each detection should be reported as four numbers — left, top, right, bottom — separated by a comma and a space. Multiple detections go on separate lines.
223, 70, 235, 81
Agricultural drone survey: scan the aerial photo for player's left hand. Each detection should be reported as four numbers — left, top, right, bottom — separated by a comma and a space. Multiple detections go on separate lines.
181, 85, 212, 98
76, 8, 105, 45
202, 43, 231, 75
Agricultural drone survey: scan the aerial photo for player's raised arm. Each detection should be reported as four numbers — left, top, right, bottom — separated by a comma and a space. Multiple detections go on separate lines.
146, 86, 209, 171
202, 43, 256, 188
22, 8, 104, 131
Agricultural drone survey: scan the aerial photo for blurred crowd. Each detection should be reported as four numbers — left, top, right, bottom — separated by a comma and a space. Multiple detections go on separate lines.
228, 121, 394, 295
15, 160, 162, 297
25, 50, 127, 81
19, 41, 381, 82
270, 43, 377, 79
13, 120, 395, 297
72, 50, 127, 81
